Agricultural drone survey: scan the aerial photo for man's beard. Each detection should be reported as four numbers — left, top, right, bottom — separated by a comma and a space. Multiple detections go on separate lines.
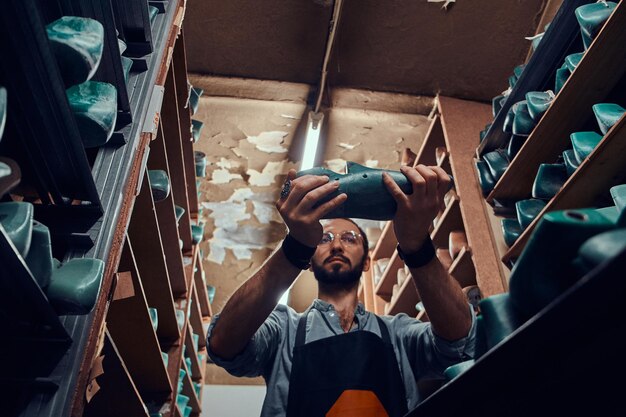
311, 254, 366, 285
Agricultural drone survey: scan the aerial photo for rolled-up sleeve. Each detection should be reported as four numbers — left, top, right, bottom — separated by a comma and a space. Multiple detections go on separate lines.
206, 307, 286, 379
392, 306, 477, 379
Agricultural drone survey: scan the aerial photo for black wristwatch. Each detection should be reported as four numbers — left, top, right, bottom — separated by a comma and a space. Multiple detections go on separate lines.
281, 234, 317, 270
396, 236, 436, 268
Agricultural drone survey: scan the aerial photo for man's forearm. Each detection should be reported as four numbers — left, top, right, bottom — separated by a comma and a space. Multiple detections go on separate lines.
209, 245, 302, 360
410, 256, 472, 341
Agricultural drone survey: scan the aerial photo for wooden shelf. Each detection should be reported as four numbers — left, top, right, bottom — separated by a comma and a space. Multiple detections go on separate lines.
106, 237, 173, 399
448, 247, 476, 289
438, 96, 506, 297
184, 323, 203, 381
189, 284, 206, 349
502, 111, 626, 264
83, 330, 150, 417
194, 258, 212, 318
487, 1, 626, 206
181, 357, 202, 413
414, 115, 445, 167
374, 250, 403, 301
430, 197, 463, 248
370, 221, 397, 261
387, 273, 420, 316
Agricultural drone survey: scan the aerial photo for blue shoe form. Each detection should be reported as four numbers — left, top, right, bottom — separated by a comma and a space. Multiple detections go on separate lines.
508, 74, 518, 90
594, 206, 619, 224
66, 81, 118, 148
479, 122, 492, 142
515, 198, 546, 230
610, 184, 626, 212
149, 5, 159, 25
149, 307, 158, 332
503, 101, 524, 134
0, 86, 6, 141
0, 201, 34, 258
175, 205, 185, 223
118, 38, 127, 55
161, 352, 169, 367
478, 293, 523, 349
207, 285, 216, 304
501, 217, 523, 247
192, 119, 204, 143
121, 56, 133, 84
570, 131, 603, 164
562, 149, 580, 177
506, 134, 527, 160
492, 93, 506, 117
46, 16, 104, 86
444, 359, 475, 381
512, 100, 536, 136
575, 1, 617, 50
195, 151, 207, 177
525, 90, 554, 122
592, 103, 625, 135
531, 163, 568, 200
24, 220, 55, 289
482, 149, 509, 180
148, 169, 171, 202
188, 87, 203, 116
574, 228, 626, 275
46, 258, 105, 315
564, 52, 584, 72
191, 224, 204, 245
475, 160, 496, 197
508, 208, 615, 320
554, 64, 570, 94
513, 64, 526, 80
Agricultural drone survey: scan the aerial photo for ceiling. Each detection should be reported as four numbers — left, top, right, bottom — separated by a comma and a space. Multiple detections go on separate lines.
184, 0, 559, 103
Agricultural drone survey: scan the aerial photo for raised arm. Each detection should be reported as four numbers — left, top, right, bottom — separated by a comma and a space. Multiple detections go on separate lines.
383, 165, 472, 341
209, 170, 347, 360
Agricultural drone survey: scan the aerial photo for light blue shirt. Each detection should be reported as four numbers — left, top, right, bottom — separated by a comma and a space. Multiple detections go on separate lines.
207, 299, 476, 417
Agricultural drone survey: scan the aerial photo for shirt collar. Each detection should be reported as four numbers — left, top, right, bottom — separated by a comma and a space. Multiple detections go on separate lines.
312, 299, 367, 316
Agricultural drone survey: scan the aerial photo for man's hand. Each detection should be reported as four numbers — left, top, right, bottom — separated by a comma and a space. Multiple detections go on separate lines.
382, 165, 450, 253
276, 169, 348, 247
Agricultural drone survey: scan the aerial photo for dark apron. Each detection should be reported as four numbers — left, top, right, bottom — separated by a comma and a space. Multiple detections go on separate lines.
286, 309, 408, 417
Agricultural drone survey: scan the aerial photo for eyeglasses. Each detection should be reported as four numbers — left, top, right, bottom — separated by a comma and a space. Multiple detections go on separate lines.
320, 230, 362, 246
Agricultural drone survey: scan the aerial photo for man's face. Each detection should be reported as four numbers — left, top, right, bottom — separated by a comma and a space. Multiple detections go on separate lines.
311, 219, 370, 285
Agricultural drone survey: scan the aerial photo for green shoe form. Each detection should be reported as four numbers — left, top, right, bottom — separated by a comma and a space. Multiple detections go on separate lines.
24, 220, 55, 289
149, 5, 159, 25
531, 33, 544, 52
207, 284, 216, 304
564, 52, 584, 72
183, 405, 192, 417
444, 359, 475, 381
175, 205, 185, 223
46, 16, 104, 86
508, 208, 615, 319
594, 206, 619, 224
475, 160, 496, 197
512, 101, 536, 136
191, 223, 204, 245
515, 198, 546, 230
148, 169, 171, 202
531, 163, 568, 200
189, 87, 204, 116
46, 258, 104, 315
66, 81, 118, 148
479, 122, 492, 142
177, 394, 190, 412
562, 149, 580, 177
175, 309, 185, 331
610, 184, 626, 211
570, 131, 603, 164
121, 56, 133, 84
501, 217, 523, 247
482, 149, 509, 180
506, 134, 527, 160
479, 293, 523, 349
492, 93, 506, 117
192, 119, 204, 143
161, 352, 168, 367
118, 38, 127, 55
508, 74, 517, 90
0, 86, 6, 141
575, 1, 617, 50
503, 101, 524, 134
195, 151, 207, 177
513, 64, 526, 80
592, 103, 625, 135
574, 228, 626, 275
554, 64, 570, 94
0, 201, 34, 257
148, 307, 158, 332
525, 90, 554, 122
295, 162, 451, 220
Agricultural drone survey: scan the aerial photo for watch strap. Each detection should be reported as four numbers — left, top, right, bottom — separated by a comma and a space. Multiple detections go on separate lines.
397, 236, 436, 269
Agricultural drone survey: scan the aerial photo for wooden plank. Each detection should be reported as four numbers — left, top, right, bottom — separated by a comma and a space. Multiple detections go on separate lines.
194, 256, 212, 318
148, 121, 188, 296
163, 49, 194, 252
438, 96, 506, 297
361, 266, 375, 312
181, 358, 202, 413
189, 284, 205, 349
107, 237, 173, 397
83, 330, 150, 417
374, 250, 402, 300
503, 112, 626, 264
487, 1, 626, 204
128, 170, 180, 342
478, 190, 513, 287
185, 322, 203, 380
448, 247, 477, 289
430, 197, 463, 249
414, 115, 445, 167
387, 274, 420, 316
370, 221, 396, 261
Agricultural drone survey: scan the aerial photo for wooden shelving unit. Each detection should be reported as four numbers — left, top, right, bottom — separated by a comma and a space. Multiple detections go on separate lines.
0, 1, 212, 416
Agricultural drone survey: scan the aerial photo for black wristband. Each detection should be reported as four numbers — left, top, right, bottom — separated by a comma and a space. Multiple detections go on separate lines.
281, 234, 317, 270
396, 236, 436, 269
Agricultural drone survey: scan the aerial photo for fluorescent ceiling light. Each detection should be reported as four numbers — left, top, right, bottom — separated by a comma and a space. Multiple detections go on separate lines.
300, 111, 325, 170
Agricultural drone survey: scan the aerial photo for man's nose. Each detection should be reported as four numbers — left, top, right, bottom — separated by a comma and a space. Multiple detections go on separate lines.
330, 236, 344, 251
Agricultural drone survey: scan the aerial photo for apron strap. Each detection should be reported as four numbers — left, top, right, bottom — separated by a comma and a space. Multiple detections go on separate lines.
295, 307, 311, 348
375, 315, 392, 344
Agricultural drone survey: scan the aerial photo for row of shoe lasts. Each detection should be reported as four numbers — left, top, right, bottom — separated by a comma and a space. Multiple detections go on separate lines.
500, 102, 625, 249
0, 201, 104, 315
445, 187, 626, 380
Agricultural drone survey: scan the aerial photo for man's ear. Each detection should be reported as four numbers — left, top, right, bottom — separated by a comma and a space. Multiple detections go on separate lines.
362, 255, 371, 272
